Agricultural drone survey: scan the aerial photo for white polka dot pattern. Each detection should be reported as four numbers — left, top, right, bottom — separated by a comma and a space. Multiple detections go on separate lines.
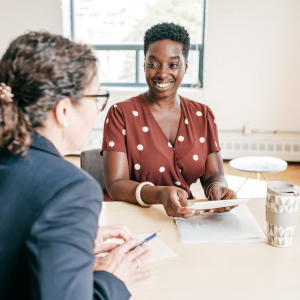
102, 96, 221, 192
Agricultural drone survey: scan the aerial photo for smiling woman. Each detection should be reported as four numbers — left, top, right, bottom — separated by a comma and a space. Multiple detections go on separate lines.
101, 23, 237, 218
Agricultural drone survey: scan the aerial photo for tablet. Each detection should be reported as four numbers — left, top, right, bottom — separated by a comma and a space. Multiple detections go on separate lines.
188, 198, 250, 210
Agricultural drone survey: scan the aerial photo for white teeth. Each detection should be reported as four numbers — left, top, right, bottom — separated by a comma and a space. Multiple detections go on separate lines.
156, 82, 171, 88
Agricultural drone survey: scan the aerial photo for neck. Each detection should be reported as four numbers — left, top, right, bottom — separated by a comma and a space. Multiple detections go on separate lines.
34, 121, 67, 156
144, 90, 180, 111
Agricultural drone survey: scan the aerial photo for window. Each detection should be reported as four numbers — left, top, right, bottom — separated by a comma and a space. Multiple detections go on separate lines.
71, 0, 206, 87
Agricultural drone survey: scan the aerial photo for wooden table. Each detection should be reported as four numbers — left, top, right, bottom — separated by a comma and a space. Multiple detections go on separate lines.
99, 198, 300, 300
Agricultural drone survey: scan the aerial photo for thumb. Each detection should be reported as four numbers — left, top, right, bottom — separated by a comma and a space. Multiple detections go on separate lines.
177, 190, 188, 207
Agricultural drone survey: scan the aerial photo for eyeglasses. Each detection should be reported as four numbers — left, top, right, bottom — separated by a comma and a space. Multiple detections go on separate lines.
82, 88, 110, 112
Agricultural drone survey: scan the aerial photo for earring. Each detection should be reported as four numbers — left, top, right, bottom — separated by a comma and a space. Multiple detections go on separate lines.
63, 122, 69, 128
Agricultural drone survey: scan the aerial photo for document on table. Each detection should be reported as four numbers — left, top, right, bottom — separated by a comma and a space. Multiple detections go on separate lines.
96, 233, 177, 262
174, 204, 266, 243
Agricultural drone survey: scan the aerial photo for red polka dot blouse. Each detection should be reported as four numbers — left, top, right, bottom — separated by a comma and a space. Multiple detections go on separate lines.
101, 94, 221, 201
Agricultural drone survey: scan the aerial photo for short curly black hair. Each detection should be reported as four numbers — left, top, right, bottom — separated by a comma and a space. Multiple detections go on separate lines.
143, 22, 190, 60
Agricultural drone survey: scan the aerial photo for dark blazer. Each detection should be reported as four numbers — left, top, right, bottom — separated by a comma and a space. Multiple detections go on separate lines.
0, 132, 131, 300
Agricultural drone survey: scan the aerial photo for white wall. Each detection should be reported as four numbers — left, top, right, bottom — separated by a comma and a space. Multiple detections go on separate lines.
0, 0, 63, 57
203, 0, 300, 132
90, 0, 300, 161
203, 0, 300, 161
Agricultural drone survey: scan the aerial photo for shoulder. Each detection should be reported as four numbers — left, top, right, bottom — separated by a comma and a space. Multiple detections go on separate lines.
14, 147, 102, 203
180, 96, 214, 117
108, 95, 143, 112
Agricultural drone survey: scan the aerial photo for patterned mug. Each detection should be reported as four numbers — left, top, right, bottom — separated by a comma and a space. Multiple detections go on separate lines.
266, 181, 300, 247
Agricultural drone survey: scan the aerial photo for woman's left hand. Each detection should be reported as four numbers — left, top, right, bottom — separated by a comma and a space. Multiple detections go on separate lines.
209, 185, 237, 213
94, 225, 134, 255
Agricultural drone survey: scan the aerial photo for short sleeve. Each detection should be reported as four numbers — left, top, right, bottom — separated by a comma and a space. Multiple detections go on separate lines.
206, 106, 221, 154
101, 105, 127, 155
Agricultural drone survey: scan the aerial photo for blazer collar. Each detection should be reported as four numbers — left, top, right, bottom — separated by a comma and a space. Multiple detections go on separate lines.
31, 131, 62, 158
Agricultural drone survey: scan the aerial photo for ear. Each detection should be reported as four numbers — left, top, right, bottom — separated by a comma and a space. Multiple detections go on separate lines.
54, 98, 72, 127
185, 60, 189, 74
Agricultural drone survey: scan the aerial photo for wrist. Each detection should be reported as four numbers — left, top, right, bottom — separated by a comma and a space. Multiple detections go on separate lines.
139, 184, 161, 205
205, 182, 227, 200
142, 185, 166, 205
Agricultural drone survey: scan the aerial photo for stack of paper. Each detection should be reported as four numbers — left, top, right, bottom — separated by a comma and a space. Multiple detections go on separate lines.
174, 204, 266, 243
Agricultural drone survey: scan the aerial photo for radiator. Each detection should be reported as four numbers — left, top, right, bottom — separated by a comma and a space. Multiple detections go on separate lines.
80, 130, 300, 162
220, 139, 300, 162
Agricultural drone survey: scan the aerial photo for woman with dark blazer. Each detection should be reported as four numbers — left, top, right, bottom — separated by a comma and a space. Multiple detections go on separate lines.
0, 32, 153, 300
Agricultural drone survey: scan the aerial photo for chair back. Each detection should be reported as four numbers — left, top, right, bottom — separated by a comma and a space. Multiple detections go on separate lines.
80, 148, 105, 188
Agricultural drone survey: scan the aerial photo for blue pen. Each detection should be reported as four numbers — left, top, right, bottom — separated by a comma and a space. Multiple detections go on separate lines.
129, 230, 163, 251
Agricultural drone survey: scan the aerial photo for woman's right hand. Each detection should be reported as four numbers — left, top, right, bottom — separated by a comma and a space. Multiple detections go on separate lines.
93, 238, 154, 287
157, 186, 202, 218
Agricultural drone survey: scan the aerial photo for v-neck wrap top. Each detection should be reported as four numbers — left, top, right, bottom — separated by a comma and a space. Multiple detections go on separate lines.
101, 94, 221, 200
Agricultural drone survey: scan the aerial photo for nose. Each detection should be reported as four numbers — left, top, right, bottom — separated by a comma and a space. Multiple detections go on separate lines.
156, 64, 170, 79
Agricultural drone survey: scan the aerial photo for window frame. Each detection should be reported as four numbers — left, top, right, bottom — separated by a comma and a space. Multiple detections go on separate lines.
70, 0, 206, 88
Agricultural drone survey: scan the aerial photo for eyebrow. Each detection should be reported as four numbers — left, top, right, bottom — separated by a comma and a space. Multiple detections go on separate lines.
147, 55, 181, 60
170, 55, 181, 59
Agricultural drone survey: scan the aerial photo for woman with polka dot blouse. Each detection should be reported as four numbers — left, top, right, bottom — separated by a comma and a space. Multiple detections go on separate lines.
101, 23, 236, 218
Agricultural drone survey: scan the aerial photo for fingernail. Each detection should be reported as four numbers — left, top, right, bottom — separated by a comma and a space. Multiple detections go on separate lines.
226, 207, 230, 211
191, 210, 195, 214
210, 210, 214, 213
200, 210, 204, 214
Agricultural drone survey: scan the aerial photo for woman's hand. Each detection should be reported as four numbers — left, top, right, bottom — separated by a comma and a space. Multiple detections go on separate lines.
94, 225, 134, 254
93, 238, 154, 287
209, 185, 237, 213
156, 186, 202, 218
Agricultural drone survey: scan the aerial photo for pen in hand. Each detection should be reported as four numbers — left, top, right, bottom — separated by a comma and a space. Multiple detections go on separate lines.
129, 230, 163, 252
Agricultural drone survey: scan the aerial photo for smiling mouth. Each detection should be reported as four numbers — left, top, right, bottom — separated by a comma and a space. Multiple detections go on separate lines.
154, 81, 174, 88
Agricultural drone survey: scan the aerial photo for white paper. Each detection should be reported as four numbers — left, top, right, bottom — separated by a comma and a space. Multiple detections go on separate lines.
96, 233, 177, 262
174, 204, 266, 243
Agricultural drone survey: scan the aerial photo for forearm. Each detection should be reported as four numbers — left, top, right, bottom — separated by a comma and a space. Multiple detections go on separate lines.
107, 179, 162, 205
200, 152, 228, 199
